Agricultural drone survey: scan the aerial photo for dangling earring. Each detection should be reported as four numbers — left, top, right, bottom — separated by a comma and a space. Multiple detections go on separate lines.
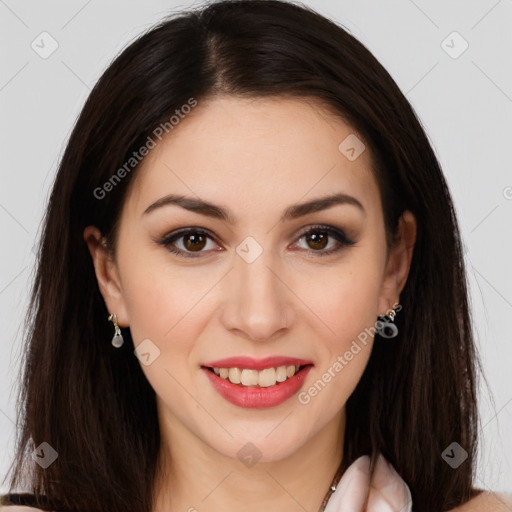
376, 304, 400, 339
108, 313, 124, 348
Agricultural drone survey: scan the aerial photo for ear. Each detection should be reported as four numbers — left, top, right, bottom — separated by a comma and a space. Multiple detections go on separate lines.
83, 226, 130, 327
377, 210, 417, 315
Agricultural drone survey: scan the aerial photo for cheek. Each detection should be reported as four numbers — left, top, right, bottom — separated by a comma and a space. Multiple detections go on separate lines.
118, 260, 207, 413
115, 246, 211, 392
291, 257, 382, 412
292, 253, 383, 346
297, 301, 376, 426
118, 239, 213, 341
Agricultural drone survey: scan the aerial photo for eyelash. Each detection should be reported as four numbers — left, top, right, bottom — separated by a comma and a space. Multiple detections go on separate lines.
158, 224, 356, 259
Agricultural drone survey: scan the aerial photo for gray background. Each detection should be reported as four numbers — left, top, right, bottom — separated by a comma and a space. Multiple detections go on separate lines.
1, 0, 511, 495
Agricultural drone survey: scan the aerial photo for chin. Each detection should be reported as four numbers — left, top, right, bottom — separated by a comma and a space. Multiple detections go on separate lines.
205, 421, 315, 464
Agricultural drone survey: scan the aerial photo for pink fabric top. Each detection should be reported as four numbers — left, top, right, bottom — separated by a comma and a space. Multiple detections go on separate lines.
324, 453, 412, 511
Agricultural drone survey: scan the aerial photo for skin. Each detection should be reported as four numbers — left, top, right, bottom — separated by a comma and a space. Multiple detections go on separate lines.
83, 94, 419, 512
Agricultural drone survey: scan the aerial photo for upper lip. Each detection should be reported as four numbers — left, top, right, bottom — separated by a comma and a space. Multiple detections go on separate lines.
201, 356, 314, 371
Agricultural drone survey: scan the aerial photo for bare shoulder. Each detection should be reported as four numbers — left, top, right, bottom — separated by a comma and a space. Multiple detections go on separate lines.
449, 491, 512, 511
0, 507, 48, 511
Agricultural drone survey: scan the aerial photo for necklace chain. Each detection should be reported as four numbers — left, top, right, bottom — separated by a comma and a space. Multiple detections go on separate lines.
318, 461, 344, 512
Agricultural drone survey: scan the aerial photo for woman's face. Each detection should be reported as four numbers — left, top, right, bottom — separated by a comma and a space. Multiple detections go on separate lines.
85, 95, 414, 464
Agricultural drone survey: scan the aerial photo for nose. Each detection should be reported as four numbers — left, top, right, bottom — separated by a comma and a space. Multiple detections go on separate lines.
220, 246, 293, 342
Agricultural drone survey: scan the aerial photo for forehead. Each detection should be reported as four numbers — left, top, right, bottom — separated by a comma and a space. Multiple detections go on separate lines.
124, 95, 380, 220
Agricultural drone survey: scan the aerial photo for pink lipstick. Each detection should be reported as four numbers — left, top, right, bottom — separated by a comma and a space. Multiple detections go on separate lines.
201, 356, 313, 408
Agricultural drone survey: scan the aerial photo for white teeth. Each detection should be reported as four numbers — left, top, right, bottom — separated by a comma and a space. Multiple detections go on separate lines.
211, 365, 303, 387
228, 367, 241, 384
240, 369, 259, 386
258, 368, 276, 387
276, 366, 287, 382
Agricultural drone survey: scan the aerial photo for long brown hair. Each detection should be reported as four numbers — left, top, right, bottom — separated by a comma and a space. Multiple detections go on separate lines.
2, 1, 485, 510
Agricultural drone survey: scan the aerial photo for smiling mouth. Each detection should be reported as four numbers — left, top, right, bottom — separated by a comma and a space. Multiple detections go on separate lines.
202, 364, 312, 388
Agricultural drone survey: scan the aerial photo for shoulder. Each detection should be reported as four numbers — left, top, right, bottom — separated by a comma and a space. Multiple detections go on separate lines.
448, 491, 512, 511
0, 507, 48, 511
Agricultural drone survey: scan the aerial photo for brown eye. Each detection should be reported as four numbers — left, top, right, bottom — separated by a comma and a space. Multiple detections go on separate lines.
159, 228, 218, 258
182, 233, 207, 251
305, 231, 329, 251
294, 225, 356, 257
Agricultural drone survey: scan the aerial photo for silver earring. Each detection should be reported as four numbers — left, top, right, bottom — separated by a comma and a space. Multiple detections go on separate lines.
108, 313, 124, 348
376, 305, 400, 339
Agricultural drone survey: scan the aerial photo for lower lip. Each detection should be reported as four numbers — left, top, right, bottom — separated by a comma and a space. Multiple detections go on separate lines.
202, 365, 313, 408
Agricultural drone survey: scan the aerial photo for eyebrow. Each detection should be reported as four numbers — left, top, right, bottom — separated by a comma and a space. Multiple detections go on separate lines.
142, 192, 365, 222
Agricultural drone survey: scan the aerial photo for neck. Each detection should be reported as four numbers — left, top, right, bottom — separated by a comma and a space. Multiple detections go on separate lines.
152, 409, 345, 512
